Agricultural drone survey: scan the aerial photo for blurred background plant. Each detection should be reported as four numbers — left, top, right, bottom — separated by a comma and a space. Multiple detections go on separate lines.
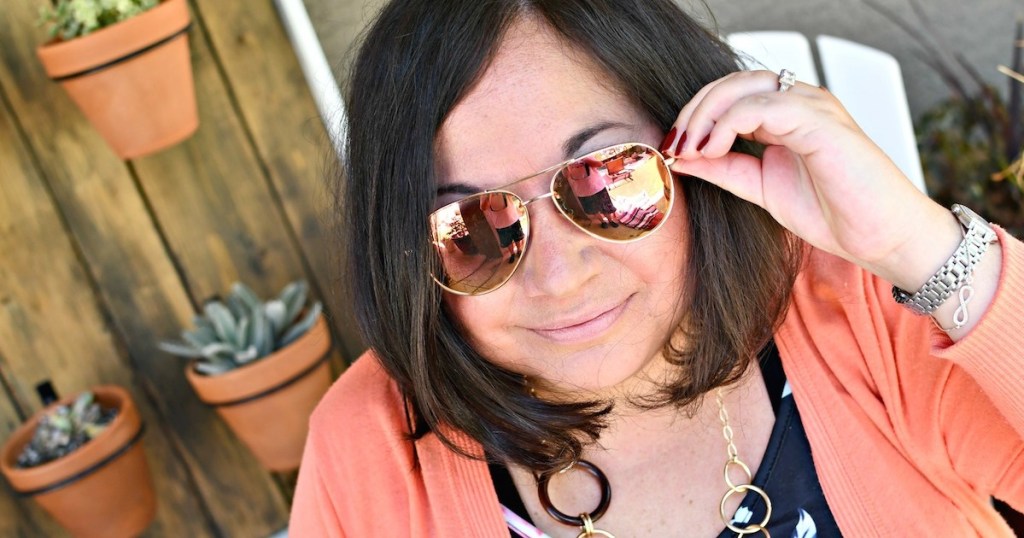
15, 391, 117, 468
158, 281, 323, 375
38, 0, 158, 41
864, 0, 1024, 239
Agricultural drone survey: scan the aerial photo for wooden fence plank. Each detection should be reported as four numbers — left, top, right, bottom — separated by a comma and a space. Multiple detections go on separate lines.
129, 5, 331, 515
131, 9, 315, 311
190, 0, 365, 362
0, 3, 289, 536
126, 40, 306, 303
0, 83, 69, 537
131, 0, 343, 517
0, 81, 212, 537
128, 2, 352, 402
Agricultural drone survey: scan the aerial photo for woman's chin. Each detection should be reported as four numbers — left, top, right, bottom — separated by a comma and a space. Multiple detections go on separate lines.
528, 348, 667, 402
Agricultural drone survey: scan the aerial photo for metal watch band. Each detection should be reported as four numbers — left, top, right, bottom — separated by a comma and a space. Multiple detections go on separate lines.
891, 204, 997, 316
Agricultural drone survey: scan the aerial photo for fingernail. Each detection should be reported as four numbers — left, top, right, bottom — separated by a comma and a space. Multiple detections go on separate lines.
696, 134, 711, 152
659, 126, 678, 153
673, 131, 688, 155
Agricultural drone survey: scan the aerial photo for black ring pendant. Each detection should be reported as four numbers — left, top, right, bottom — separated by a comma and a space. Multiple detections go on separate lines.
536, 459, 612, 526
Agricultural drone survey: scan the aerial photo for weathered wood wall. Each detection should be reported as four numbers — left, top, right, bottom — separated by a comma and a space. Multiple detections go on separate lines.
0, 0, 362, 535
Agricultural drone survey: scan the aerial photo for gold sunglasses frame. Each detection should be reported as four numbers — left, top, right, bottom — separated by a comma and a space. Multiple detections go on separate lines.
429, 142, 677, 296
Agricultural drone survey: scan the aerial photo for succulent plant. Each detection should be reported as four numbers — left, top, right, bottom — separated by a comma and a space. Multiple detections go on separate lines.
38, 0, 159, 41
16, 391, 117, 469
159, 280, 323, 375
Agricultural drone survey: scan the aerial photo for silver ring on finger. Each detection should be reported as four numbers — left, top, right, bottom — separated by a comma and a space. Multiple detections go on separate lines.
777, 69, 796, 93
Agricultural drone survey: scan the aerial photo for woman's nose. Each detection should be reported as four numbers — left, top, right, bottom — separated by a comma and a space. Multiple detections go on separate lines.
517, 200, 601, 298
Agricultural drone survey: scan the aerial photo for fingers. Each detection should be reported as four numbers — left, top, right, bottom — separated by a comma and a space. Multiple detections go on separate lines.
663, 74, 737, 144
672, 71, 776, 151
669, 152, 768, 207
697, 91, 829, 158
663, 70, 840, 160
662, 74, 730, 150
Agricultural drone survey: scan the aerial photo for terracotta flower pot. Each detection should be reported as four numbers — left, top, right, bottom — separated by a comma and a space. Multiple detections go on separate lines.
36, 0, 198, 159
0, 386, 156, 538
185, 317, 332, 471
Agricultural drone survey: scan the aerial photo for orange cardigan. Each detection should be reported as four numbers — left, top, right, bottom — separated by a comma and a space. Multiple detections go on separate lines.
291, 228, 1024, 536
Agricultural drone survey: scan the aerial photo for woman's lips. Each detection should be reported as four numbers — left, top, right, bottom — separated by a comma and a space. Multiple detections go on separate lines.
529, 295, 632, 343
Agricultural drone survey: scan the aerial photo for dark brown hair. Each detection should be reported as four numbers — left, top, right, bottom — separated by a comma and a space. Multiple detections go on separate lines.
339, 0, 801, 472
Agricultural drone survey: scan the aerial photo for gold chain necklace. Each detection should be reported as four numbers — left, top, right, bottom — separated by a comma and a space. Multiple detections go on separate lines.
717, 388, 773, 537
536, 388, 774, 537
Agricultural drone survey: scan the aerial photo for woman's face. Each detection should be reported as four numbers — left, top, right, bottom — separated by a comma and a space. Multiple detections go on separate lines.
436, 18, 689, 398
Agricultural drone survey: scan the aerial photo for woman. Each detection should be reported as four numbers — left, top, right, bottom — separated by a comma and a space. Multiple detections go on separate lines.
566, 158, 620, 229
291, 0, 1024, 536
481, 192, 527, 264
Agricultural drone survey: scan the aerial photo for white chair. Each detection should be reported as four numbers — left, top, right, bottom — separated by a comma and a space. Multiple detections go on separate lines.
726, 31, 927, 194
727, 31, 820, 87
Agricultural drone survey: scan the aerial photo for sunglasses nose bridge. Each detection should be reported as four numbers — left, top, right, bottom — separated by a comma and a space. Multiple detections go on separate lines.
522, 190, 575, 231
523, 191, 554, 206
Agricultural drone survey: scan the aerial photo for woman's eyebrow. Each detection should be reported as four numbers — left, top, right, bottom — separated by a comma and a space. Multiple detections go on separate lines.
562, 121, 631, 158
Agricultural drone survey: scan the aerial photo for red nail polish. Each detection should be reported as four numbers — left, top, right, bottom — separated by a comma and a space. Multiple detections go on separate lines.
673, 131, 688, 155
696, 134, 711, 152
659, 127, 678, 153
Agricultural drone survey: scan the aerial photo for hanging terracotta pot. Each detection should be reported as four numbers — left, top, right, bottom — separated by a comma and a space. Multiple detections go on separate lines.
185, 317, 332, 471
0, 385, 156, 538
36, 0, 198, 159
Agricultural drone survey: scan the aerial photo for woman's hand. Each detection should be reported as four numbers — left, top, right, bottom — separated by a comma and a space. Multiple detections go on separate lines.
661, 69, 964, 293
661, 69, 1008, 339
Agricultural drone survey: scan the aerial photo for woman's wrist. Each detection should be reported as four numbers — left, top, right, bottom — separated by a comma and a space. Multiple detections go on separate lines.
873, 202, 1003, 339
929, 240, 1003, 339
866, 201, 963, 293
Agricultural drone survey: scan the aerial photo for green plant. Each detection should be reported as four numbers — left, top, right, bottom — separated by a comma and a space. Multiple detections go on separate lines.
916, 86, 1024, 238
863, 0, 1024, 238
16, 391, 117, 468
159, 281, 323, 375
38, 0, 159, 41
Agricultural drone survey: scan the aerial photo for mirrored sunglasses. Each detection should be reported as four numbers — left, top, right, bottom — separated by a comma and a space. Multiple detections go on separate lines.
429, 142, 675, 295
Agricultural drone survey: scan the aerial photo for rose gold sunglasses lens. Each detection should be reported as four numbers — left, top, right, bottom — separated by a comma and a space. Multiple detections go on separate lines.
429, 192, 529, 295
552, 144, 673, 241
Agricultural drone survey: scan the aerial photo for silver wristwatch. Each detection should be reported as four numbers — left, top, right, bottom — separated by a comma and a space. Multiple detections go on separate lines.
891, 204, 998, 316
